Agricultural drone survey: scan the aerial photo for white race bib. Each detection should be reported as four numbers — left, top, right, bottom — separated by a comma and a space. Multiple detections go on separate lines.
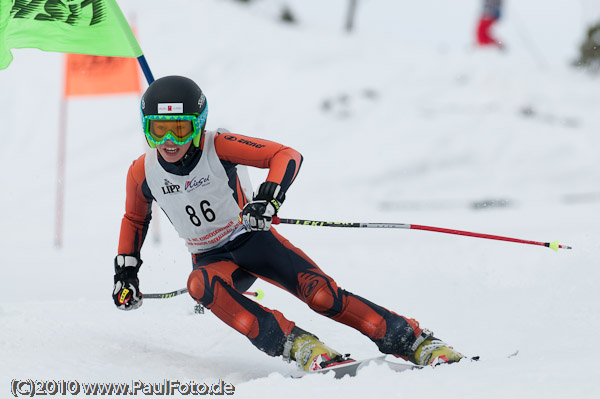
145, 130, 245, 253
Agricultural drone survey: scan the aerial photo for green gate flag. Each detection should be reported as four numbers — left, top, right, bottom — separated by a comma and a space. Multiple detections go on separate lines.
0, 0, 143, 70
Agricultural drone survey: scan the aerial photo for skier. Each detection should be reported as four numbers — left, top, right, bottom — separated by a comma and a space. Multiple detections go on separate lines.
476, 0, 504, 48
113, 75, 463, 371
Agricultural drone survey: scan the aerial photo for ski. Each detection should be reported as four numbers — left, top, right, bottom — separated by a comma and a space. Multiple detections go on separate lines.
289, 356, 421, 379
288, 352, 490, 379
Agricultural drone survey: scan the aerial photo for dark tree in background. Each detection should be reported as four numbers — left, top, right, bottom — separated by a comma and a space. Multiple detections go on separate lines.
573, 21, 600, 73
230, 0, 357, 32
345, 0, 358, 33
280, 5, 296, 24
230, 0, 296, 24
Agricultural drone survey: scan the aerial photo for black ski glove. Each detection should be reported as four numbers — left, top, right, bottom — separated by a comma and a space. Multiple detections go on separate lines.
242, 182, 286, 231
113, 254, 143, 311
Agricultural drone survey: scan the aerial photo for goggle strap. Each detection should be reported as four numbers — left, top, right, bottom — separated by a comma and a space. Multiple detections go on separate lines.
193, 130, 202, 147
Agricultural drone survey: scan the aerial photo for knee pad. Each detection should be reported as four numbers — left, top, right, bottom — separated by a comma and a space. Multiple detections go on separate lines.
188, 269, 210, 304
304, 279, 343, 316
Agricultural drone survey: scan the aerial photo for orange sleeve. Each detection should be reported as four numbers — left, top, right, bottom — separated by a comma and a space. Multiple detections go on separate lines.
117, 154, 153, 256
211, 132, 303, 192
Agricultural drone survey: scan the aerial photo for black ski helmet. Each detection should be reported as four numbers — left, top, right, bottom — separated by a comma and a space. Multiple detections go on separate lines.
141, 75, 208, 148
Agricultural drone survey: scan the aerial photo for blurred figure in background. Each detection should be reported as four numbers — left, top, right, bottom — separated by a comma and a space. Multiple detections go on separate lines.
476, 0, 504, 49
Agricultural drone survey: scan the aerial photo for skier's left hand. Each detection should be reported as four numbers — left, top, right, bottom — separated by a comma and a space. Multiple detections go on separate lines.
242, 200, 278, 231
241, 182, 284, 231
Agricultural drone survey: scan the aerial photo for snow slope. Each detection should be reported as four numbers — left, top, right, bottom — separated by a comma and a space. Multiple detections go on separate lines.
1, 0, 599, 397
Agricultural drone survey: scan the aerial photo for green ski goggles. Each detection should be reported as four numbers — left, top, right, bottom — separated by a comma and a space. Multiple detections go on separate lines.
142, 106, 208, 147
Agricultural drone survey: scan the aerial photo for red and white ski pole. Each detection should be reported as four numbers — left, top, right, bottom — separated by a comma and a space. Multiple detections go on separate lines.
272, 216, 572, 251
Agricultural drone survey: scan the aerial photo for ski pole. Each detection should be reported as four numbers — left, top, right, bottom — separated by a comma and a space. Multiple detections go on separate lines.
272, 216, 572, 251
144, 287, 188, 299
144, 288, 265, 300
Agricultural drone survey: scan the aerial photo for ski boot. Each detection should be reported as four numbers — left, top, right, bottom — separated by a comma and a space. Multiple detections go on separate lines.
410, 331, 464, 366
283, 327, 353, 371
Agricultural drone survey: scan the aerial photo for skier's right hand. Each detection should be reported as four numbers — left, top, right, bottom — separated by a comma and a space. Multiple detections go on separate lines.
113, 255, 143, 311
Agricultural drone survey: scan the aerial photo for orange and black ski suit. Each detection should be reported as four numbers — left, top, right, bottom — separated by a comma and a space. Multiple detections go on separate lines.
118, 131, 423, 358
